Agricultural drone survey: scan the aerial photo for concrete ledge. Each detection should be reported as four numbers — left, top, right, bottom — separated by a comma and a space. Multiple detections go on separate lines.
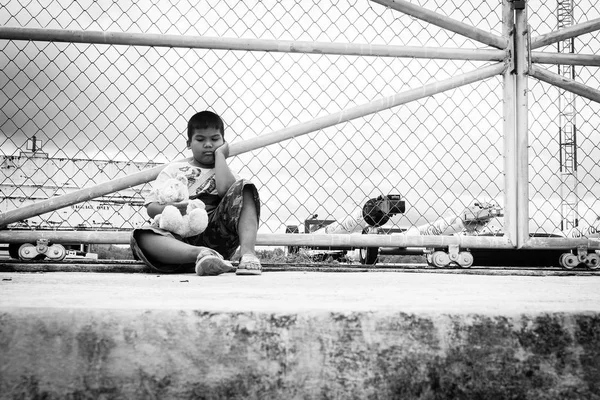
2, 271, 600, 398
2, 308, 600, 399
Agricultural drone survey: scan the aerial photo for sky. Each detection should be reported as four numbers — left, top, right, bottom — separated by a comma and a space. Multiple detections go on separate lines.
1, 0, 599, 235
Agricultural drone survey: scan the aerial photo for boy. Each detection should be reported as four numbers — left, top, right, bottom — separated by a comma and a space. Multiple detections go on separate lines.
130, 111, 262, 276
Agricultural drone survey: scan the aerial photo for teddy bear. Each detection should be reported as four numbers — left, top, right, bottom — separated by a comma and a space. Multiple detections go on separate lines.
150, 173, 209, 238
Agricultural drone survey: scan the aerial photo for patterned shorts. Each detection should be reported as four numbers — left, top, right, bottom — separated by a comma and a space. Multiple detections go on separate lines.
130, 179, 260, 273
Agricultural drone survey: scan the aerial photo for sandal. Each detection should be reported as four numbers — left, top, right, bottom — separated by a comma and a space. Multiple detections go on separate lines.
195, 247, 234, 276
236, 253, 262, 276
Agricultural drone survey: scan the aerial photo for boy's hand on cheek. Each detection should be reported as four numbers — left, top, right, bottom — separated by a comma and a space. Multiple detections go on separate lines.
215, 142, 229, 159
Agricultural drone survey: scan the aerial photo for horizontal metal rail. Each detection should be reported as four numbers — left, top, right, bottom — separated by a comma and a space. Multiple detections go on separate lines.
1, 231, 598, 250
0, 26, 506, 61
0, 62, 506, 228
371, 0, 508, 49
531, 52, 600, 67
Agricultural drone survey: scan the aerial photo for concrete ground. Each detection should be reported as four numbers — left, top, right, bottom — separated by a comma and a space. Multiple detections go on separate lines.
2, 269, 600, 399
2, 270, 600, 314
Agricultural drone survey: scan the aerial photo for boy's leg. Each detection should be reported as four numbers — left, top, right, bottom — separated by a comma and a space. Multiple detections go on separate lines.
133, 230, 233, 275
195, 179, 262, 275
136, 231, 199, 265
236, 186, 262, 275
195, 179, 260, 260
238, 186, 259, 256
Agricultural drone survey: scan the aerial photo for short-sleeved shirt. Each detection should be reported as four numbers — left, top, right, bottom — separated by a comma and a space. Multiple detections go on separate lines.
145, 161, 240, 216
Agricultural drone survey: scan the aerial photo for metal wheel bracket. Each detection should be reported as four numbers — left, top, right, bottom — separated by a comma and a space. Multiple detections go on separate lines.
18, 239, 66, 261
427, 245, 473, 268
558, 247, 588, 270
574, 246, 600, 270
576, 245, 588, 263
448, 244, 460, 262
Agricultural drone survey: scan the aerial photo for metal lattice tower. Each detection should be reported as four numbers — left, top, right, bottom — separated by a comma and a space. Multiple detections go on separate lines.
557, 0, 579, 231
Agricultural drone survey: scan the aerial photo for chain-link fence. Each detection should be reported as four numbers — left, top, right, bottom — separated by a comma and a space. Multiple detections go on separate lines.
1, 0, 599, 260
528, 1, 600, 237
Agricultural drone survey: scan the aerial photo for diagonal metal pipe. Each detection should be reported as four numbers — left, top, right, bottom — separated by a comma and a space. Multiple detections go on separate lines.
530, 64, 600, 104
530, 17, 600, 49
370, 0, 508, 49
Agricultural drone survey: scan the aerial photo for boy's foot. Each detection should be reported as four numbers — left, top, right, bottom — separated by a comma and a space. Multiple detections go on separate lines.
195, 248, 234, 276
236, 253, 262, 276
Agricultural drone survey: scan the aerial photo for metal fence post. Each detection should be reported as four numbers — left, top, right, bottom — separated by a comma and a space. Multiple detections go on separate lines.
514, 0, 530, 248
503, 0, 517, 247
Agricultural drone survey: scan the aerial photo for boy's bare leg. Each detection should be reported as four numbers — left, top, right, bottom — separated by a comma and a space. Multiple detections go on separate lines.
236, 186, 261, 275
138, 233, 233, 275
137, 232, 200, 265
238, 186, 258, 256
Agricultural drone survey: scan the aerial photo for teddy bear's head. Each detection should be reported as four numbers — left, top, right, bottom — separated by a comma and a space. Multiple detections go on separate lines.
156, 173, 189, 204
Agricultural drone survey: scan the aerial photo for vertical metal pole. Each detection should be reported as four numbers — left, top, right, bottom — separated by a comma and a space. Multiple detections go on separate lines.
514, 2, 530, 247
502, 0, 517, 246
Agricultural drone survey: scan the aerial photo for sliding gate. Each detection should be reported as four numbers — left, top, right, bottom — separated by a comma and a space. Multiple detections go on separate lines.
1, 0, 599, 267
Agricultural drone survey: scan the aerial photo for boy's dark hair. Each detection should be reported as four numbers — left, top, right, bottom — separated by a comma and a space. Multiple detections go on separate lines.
187, 111, 225, 141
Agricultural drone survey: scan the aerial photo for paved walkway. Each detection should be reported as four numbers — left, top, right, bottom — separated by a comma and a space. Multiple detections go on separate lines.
2, 270, 599, 314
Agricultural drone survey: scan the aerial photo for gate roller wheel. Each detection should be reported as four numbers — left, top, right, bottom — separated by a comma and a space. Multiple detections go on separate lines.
585, 253, 599, 270
18, 243, 38, 261
457, 251, 474, 268
46, 243, 67, 261
359, 246, 378, 265
430, 251, 450, 268
559, 253, 579, 270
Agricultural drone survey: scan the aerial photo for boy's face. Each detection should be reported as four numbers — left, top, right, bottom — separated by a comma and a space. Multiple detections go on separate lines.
187, 127, 224, 168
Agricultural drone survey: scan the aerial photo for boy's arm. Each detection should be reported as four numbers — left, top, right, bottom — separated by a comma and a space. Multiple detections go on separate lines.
146, 202, 166, 219
214, 142, 237, 197
146, 201, 189, 218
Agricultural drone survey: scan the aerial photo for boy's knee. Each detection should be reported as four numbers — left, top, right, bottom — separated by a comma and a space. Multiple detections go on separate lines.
135, 230, 154, 249
243, 184, 259, 209
243, 185, 255, 198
